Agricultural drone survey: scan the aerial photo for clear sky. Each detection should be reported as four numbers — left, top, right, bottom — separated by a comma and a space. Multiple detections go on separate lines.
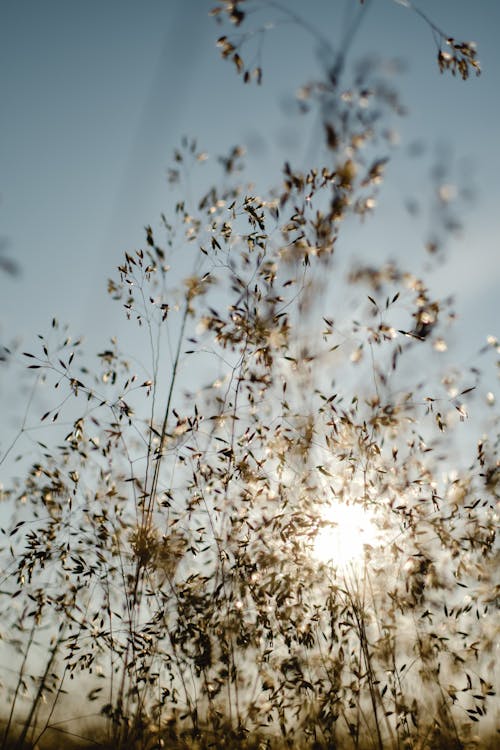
1, 0, 499, 472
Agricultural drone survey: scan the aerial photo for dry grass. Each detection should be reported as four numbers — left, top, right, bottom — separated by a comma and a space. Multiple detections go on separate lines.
1, 4, 498, 750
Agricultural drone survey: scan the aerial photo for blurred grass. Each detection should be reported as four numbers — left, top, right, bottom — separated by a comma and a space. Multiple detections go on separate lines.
2, 720, 499, 750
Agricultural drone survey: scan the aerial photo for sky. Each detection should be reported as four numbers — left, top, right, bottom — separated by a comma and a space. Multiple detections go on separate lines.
1, 0, 499, 475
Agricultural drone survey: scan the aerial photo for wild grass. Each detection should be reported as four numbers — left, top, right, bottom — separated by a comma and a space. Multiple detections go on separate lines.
0, 3, 498, 750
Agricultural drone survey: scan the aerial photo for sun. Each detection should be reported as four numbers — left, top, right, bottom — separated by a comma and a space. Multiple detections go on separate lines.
312, 501, 380, 569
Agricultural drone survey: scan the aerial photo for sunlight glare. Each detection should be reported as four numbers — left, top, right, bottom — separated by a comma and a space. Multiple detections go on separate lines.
313, 502, 379, 568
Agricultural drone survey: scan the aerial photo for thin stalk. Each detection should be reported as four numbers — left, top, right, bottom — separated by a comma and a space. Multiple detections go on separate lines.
344, 578, 384, 750
1, 620, 36, 750
30, 623, 77, 747
145, 299, 190, 527
23, 622, 67, 749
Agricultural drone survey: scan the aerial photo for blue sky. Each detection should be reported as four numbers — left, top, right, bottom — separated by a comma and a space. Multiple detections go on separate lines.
1, 0, 499, 472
